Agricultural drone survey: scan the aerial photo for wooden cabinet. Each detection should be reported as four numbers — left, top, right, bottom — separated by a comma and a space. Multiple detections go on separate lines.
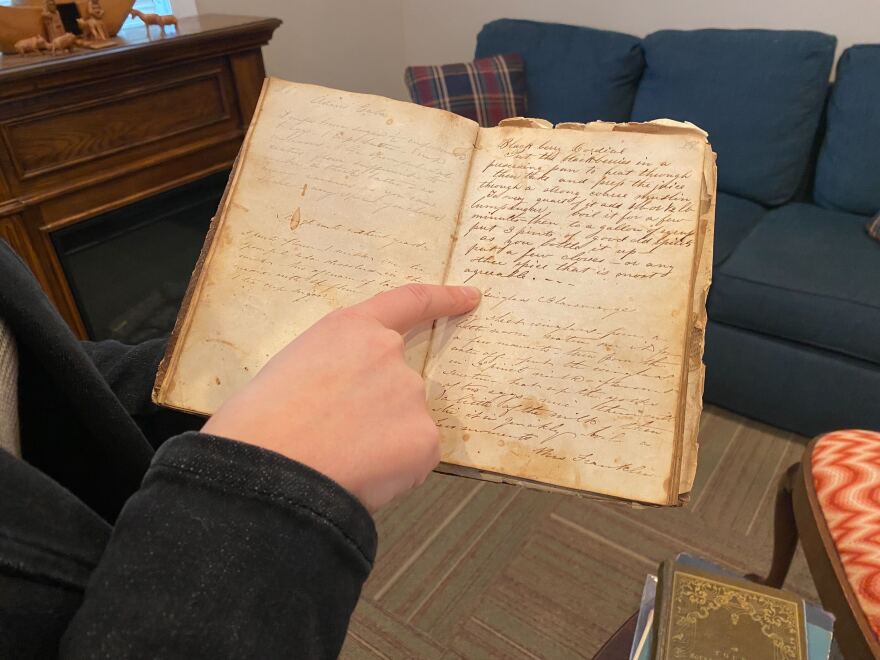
0, 214, 33, 262
0, 14, 281, 337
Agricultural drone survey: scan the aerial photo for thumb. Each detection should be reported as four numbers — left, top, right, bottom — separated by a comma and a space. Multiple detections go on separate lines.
347, 283, 481, 334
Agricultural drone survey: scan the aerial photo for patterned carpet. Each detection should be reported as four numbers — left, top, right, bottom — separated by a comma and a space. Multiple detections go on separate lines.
340, 406, 818, 659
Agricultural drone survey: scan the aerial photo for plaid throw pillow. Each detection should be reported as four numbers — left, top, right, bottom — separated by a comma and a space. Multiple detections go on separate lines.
405, 53, 527, 127
869, 214, 880, 242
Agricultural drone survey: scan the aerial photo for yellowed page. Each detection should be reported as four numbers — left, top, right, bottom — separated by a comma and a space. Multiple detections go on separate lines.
556, 121, 717, 498
156, 79, 478, 414
425, 122, 711, 505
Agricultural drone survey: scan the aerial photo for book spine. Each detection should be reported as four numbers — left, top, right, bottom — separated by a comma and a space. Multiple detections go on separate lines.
650, 561, 674, 660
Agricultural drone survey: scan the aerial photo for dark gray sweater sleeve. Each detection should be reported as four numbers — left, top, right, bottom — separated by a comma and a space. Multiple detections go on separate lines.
60, 432, 377, 659
80, 338, 203, 447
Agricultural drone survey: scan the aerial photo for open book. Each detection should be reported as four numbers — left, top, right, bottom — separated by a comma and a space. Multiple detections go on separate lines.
153, 78, 716, 506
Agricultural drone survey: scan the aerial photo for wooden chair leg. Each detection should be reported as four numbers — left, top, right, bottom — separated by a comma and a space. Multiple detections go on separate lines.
763, 463, 801, 588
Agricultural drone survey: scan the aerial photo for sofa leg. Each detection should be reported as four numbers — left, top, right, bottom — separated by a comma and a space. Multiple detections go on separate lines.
761, 463, 802, 588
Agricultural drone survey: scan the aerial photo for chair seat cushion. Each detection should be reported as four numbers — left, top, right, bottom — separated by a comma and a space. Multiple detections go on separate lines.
812, 430, 880, 642
710, 203, 880, 364
475, 19, 644, 124
713, 192, 766, 267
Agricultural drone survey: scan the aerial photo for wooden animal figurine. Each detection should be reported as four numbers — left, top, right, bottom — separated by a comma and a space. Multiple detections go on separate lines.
14, 35, 47, 55
76, 18, 94, 40
49, 32, 77, 55
77, 16, 108, 41
130, 9, 178, 36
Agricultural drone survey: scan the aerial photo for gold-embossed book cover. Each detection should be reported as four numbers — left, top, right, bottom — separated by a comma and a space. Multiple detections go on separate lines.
652, 560, 807, 660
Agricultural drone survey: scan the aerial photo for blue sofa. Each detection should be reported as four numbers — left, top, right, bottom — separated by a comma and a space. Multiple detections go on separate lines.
476, 19, 880, 437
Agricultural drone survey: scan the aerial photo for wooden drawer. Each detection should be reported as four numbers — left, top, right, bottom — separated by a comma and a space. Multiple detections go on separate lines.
0, 56, 242, 197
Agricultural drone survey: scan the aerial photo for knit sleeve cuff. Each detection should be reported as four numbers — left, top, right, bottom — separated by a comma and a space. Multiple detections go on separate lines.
148, 431, 377, 565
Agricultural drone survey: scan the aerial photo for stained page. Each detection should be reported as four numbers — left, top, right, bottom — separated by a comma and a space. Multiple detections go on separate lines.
678, 141, 716, 495
155, 79, 479, 414
425, 122, 712, 504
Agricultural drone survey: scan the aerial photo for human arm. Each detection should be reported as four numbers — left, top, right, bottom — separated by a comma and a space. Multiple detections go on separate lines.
81, 338, 203, 447
59, 284, 480, 658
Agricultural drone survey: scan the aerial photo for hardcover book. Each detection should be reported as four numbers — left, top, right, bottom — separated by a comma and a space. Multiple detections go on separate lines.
652, 560, 808, 659
153, 77, 717, 506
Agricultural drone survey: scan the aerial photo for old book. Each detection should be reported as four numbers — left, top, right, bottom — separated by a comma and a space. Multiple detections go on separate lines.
153, 77, 716, 506
652, 560, 808, 659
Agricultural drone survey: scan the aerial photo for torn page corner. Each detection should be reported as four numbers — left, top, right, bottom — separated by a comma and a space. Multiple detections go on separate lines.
556, 120, 616, 132
497, 116, 553, 129
644, 118, 709, 138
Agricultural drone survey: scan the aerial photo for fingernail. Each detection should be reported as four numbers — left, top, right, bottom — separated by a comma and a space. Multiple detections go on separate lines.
462, 286, 481, 302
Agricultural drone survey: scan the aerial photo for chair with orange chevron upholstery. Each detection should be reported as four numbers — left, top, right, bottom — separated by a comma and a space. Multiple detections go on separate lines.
762, 430, 880, 659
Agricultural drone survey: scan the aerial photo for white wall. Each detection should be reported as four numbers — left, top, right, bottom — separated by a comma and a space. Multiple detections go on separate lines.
195, 0, 880, 99
195, 0, 405, 98
172, 0, 199, 17
401, 0, 879, 67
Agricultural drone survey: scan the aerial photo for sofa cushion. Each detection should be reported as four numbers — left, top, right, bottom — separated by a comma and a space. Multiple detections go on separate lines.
710, 203, 880, 365
475, 19, 643, 124
814, 45, 880, 216
631, 29, 835, 207
704, 322, 880, 437
404, 53, 527, 127
713, 192, 766, 267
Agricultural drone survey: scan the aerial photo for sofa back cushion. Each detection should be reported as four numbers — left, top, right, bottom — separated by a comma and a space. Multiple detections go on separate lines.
814, 46, 880, 216
631, 29, 835, 207
475, 19, 643, 124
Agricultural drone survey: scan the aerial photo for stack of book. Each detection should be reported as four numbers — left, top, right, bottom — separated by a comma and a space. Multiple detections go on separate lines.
631, 554, 834, 660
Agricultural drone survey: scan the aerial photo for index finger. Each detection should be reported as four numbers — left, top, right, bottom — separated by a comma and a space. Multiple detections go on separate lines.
348, 283, 481, 334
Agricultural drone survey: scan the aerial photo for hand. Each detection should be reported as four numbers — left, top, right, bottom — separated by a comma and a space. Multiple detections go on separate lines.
202, 283, 481, 512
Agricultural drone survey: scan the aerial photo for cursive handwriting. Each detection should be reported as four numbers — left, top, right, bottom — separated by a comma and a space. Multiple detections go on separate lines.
219, 83, 478, 316
431, 127, 706, 486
